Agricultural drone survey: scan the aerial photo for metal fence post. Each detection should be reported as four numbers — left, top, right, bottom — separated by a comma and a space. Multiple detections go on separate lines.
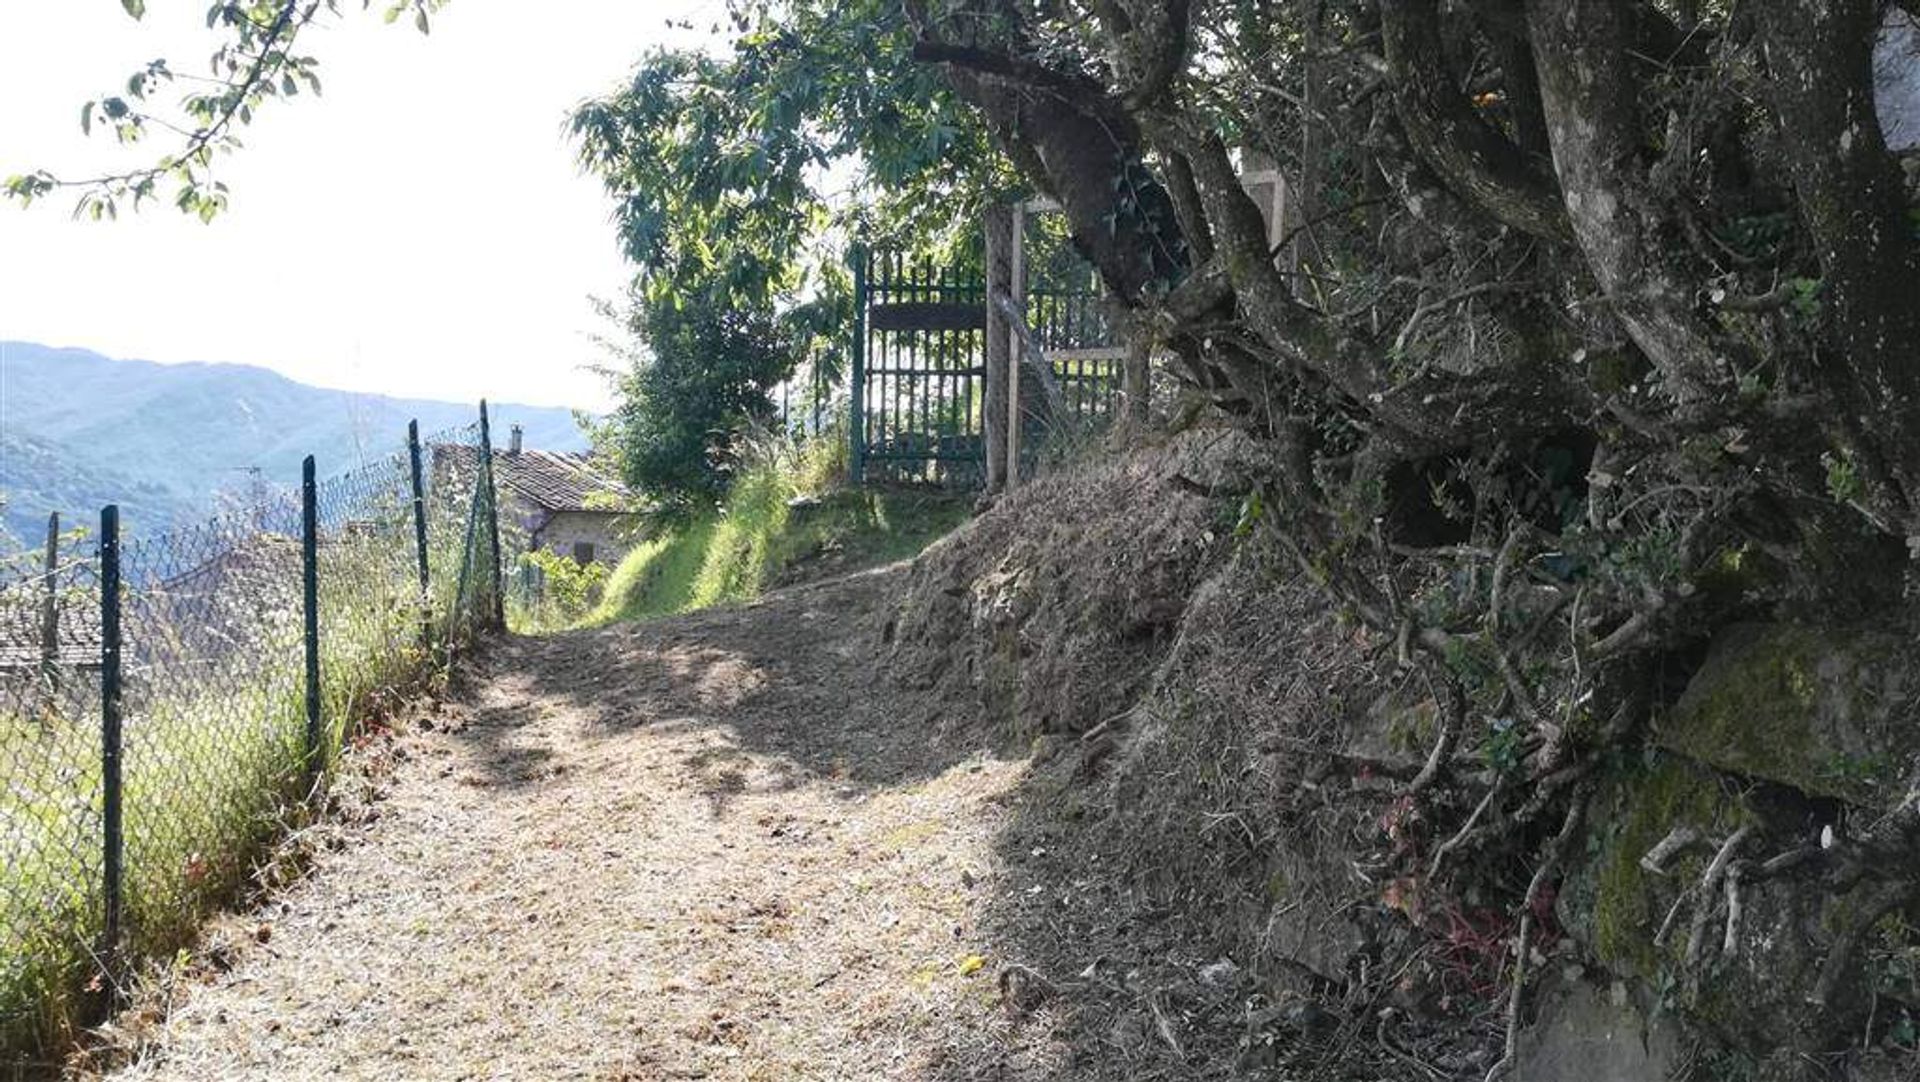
39, 511, 61, 693
1007, 201, 1026, 490
849, 246, 867, 485
983, 206, 1012, 493
407, 420, 432, 650
98, 504, 124, 966
301, 456, 322, 771
812, 357, 824, 438
477, 401, 506, 631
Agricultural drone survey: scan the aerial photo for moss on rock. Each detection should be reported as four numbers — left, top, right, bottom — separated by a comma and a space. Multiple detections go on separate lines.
1660, 624, 1919, 810
1565, 738, 1915, 1062
1574, 753, 1752, 981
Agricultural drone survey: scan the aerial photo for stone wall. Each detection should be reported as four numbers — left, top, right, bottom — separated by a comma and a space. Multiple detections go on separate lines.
531, 510, 640, 567
502, 498, 641, 567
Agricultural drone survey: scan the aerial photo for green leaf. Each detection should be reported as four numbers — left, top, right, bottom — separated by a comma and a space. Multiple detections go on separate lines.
1891, 1012, 1916, 1048
1233, 490, 1264, 538
121, 0, 146, 18
80, 102, 94, 136
414, 8, 430, 33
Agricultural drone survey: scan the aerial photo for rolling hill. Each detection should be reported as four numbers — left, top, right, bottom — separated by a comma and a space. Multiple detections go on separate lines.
0, 341, 592, 547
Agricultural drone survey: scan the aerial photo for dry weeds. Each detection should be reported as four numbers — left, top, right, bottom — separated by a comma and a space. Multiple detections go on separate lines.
75, 568, 1060, 1081
57, 430, 1514, 1082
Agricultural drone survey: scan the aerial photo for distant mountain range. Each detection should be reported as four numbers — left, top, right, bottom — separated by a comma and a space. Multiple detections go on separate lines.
0, 341, 591, 548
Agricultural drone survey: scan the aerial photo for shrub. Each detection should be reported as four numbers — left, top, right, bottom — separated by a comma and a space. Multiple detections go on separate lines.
508, 548, 611, 632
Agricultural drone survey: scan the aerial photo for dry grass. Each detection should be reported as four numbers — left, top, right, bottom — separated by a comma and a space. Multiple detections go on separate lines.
887, 425, 1266, 744
49, 430, 1519, 1081
72, 569, 1066, 1081
881, 428, 1512, 1079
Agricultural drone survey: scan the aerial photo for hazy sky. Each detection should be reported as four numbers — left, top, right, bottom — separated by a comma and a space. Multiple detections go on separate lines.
0, 1, 730, 412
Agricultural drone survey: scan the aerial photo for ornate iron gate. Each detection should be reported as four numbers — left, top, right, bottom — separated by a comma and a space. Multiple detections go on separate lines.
850, 252, 989, 484
850, 244, 1123, 486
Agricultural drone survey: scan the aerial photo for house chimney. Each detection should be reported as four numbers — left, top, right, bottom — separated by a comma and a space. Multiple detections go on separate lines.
509, 424, 523, 455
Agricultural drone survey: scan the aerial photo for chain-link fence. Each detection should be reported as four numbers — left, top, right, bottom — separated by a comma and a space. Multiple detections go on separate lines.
0, 405, 507, 1056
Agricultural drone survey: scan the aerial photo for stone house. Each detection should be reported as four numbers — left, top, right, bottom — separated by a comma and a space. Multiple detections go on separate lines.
489, 426, 642, 568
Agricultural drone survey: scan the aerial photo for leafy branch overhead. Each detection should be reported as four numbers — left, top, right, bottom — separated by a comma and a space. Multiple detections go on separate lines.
570, 0, 1015, 310
567, 0, 1016, 511
4, 0, 444, 221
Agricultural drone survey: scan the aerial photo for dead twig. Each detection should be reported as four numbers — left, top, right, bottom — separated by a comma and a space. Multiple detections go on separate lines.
1148, 988, 1186, 1060
1812, 880, 1917, 1010
1758, 845, 1824, 879
1375, 1009, 1443, 1080
1587, 592, 1668, 661
1683, 824, 1751, 974
1487, 525, 1544, 728
1429, 779, 1501, 880
1405, 669, 1464, 796
1485, 789, 1588, 1082
1640, 825, 1701, 875
1392, 279, 1539, 358
1722, 864, 1744, 956
1259, 734, 1424, 783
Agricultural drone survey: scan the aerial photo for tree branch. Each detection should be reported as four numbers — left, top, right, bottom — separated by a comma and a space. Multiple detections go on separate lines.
1526, 0, 1727, 403
1379, 0, 1570, 242
1757, 0, 1920, 524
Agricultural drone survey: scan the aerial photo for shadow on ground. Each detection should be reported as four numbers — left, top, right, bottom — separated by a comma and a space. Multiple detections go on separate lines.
431, 562, 1280, 1081
449, 565, 994, 807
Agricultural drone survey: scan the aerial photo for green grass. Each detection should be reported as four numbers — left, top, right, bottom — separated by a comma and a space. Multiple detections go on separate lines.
2, 657, 341, 1056
585, 443, 969, 627
1, 523, 485, 1059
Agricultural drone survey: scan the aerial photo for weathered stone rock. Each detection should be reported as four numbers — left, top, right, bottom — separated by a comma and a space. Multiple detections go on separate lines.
1258, 844, 1370, 983
1515, 976, 1683, 1082
1348, 681, 1439, 772
1878, 6, 1920, 151
1563, 755, 1754, 983
1659, 623, 1920, 811
1562, 748, 1917, 1066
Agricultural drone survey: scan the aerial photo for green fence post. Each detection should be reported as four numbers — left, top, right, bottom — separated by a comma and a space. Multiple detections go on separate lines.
39, 512, 60, 690
407, 420, 432, 651
453, 462, 479, 638
849, 246, 868, 485
477, 401, 506, 631
98, 504, 124, 970
301, 456, 322, 772
812, 357, 824, 438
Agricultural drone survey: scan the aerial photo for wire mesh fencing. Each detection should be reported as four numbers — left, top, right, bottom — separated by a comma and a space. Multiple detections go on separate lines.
0, 549, 105, 1049
0, 405, 508, 1056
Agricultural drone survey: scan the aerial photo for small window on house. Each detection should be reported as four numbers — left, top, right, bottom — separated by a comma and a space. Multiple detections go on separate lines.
572, 541, 596, 566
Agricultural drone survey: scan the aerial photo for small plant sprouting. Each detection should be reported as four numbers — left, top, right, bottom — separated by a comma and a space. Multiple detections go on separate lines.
1822, 450, 1864, 505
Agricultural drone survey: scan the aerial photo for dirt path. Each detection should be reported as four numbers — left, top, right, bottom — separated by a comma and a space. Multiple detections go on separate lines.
99, 566, 1063, 1081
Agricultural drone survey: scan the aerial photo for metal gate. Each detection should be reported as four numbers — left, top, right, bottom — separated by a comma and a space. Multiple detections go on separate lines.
850, 252, 988, 484
1023, 270, 1127, 433
849, 239, 1123, 486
